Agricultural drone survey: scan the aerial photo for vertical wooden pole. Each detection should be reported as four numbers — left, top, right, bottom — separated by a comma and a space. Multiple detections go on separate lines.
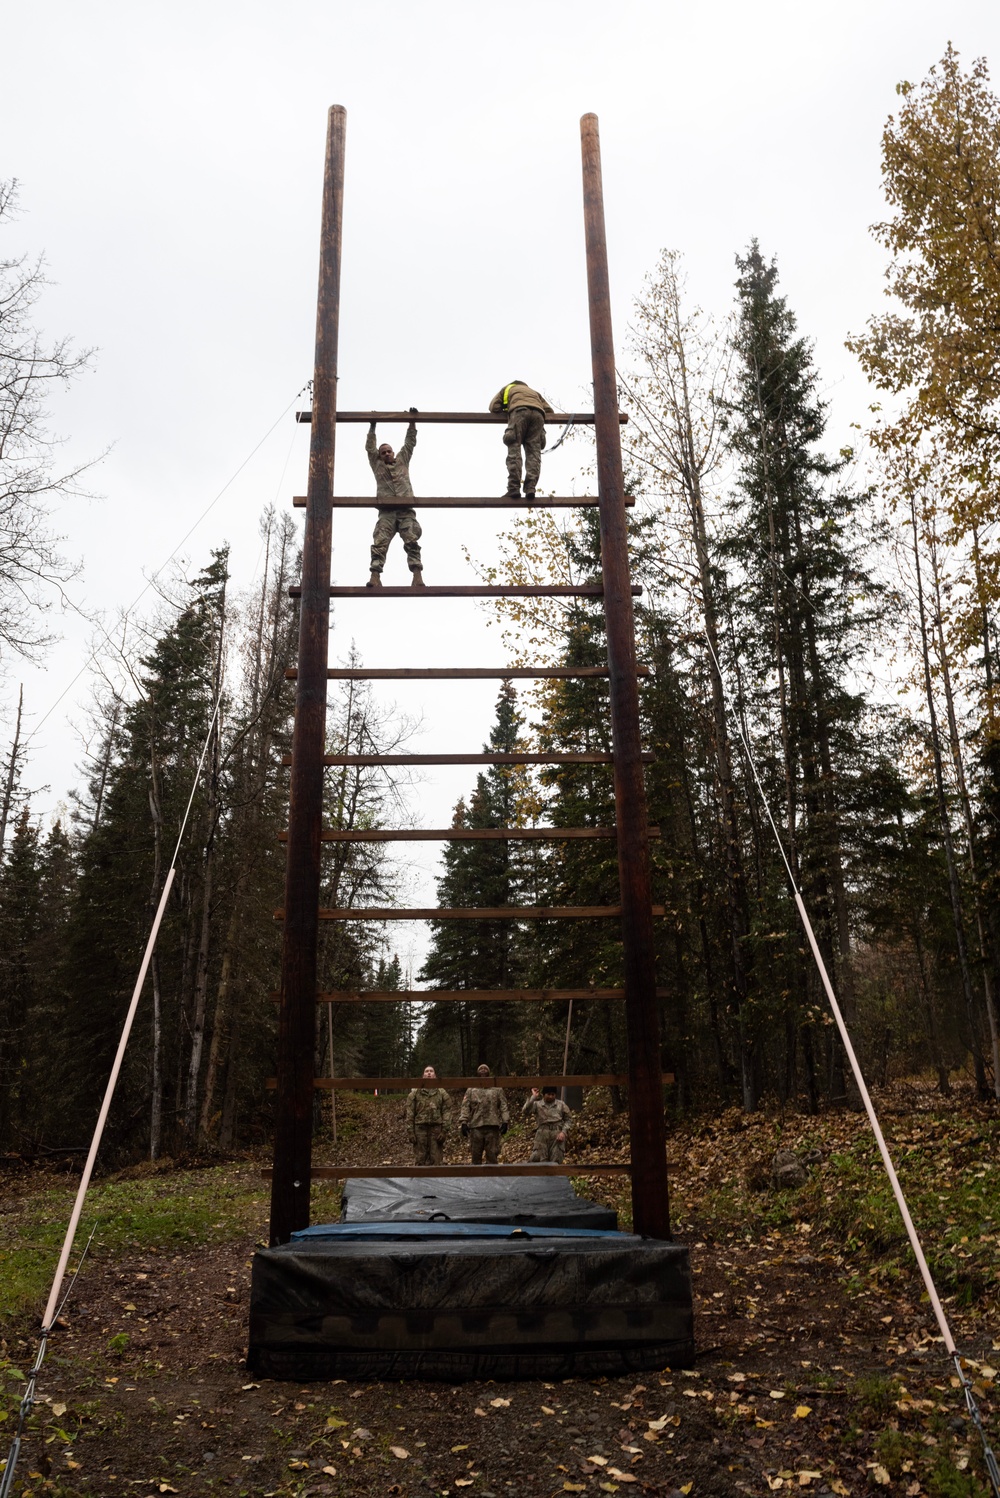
269, 105, 346, 1246
580, 112, 671, 1239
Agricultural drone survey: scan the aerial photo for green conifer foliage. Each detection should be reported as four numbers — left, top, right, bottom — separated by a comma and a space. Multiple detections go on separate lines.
419, 684, 534, 1074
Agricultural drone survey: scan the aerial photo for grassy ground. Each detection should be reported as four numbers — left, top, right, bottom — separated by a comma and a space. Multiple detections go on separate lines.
0, 1084, 997, 1497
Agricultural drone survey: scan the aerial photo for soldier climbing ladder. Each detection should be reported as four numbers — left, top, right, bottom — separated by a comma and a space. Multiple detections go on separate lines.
267, 106, 673, 1247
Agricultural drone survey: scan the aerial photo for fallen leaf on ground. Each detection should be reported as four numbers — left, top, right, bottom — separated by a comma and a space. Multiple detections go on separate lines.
769, 1390, 786, 1400
322, 1466, 337, 1478
648, 1415, 670, 1431
326, 1415, 348, 1429
474, 1407, 487, 1416
872, 1466, 891, 1486
607, 1469, 637, 1482
587, 1454, 609, 1465
490, 1397, 511, 1408
451, 1444, 469, 1453
797, 1474, 822, 1487
51, 1403, 67, 1417
793, 1405, 812, 1419
390, 1445, 409, 1459
541, 1405, 555, 1415
563, 1485, 587, 1493
456, 1479, 475, 1489
599, 1485, 619, 1494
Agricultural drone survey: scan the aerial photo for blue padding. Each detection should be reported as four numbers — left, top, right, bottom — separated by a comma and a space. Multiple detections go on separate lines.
291, 1221, 627, 1242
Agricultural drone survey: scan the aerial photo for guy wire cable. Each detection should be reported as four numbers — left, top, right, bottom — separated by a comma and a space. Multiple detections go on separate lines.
0, 1226, 96, 1498
698, 627, 1000, 1496
0, 687, 223, 1498
24, 380, 311, 750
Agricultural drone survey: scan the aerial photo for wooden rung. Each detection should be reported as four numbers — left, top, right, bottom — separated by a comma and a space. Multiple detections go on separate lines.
270, 987, 659, 1003
269, 989, 666, 1003
275, 905, 665, 921
289, 584, 641, 600
292, 496, 629, 509
281, 752, 648, 766
285, 666, 650, 680
263, 1164, 633, 1178
279, 827, 660, 842
293, 410, 628, 426
266, 1073, 673, 1090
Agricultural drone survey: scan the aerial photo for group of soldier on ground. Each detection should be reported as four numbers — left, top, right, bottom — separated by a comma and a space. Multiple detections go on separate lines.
365, 380, 554, 587
404, 1063, 572, 1167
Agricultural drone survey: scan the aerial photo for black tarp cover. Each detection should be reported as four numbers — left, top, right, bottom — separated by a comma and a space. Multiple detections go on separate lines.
339, 1173, 618, 1230
248, 1223, 693, 1381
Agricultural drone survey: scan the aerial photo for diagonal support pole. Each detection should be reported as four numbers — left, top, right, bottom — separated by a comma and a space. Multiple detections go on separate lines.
581, 112, 671, 1239
269, 105, 346, 1246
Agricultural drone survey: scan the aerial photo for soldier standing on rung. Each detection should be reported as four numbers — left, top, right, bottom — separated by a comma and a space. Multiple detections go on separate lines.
459, 1064, 510, 1164
366, 408, 425, 587
489, 380, 554, 501
405, 1065, 451, 1166
522, 1084, 572, 1163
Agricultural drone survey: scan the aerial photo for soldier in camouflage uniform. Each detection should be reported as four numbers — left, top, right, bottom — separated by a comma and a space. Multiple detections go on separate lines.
366, 411, 425, 587
522, 1084, 572, 1164
405, 1065, 451, 1166
459, 1063, 510, 1165
488, 381, 554, 500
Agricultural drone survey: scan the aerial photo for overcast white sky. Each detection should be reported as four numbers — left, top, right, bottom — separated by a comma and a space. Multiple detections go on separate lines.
3, 0, 998, 960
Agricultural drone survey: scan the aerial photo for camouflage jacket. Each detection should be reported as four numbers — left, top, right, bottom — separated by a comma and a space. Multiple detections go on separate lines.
405, 1087, 451, 1129
521, 1096, 572, 1132
366, 422, 416, 502
488, 382, 554, 417
459, 1085, 509, 1129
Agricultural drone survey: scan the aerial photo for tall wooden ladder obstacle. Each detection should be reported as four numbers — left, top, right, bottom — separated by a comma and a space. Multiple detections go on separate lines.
268, 106, 672, 1247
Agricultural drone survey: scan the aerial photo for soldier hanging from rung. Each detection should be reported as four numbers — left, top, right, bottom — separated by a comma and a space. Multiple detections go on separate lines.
366, 407, 425, 587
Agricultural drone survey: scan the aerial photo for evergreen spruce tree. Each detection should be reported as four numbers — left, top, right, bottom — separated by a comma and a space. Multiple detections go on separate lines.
419, 684, 534, 1073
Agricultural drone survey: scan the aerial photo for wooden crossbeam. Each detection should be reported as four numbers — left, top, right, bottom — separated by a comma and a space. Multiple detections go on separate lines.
279, 827, 657, 842
293, 411, 628, 426
289, 584, 641, 600
281, 752, 643, 766
320, 989, 635, 1002
266, 1073, 673, 1090
275, 905, 665, 921
264, 1164, 633, 1178
285, 666, 649, 681
272, 987, 654, 1003
292, 496, 628, 509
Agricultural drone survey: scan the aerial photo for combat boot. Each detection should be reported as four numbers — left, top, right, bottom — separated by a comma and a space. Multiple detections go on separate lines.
410, 569, 426, 588
366, 571, 382, 588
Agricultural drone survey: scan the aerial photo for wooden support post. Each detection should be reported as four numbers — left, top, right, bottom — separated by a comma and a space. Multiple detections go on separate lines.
581, 112, 671, 1239
268, 104, 346, 1246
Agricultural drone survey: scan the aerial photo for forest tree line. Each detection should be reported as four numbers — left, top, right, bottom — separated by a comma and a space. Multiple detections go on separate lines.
0, 45, 998, 1159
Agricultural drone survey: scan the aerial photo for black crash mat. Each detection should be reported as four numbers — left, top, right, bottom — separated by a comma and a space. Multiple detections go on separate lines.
340, 1173, 618, 1230
247, 1223, 693, 1381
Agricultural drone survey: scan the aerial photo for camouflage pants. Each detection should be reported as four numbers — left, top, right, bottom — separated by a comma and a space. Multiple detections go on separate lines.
530, 1125, 566, 1164
371, 507, 422, 572
470, 1125, 501, 1164
503, 407, 546, 494
413, 1124, 444, 1166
